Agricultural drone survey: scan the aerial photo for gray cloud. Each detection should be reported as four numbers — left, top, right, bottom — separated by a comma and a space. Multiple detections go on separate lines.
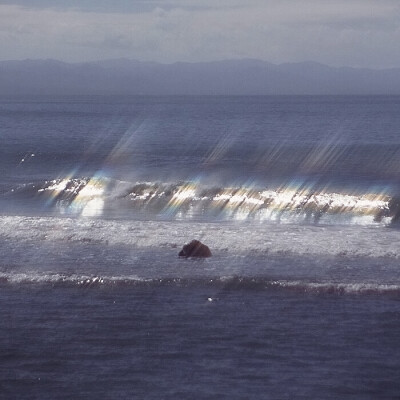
0, 1, 399, 68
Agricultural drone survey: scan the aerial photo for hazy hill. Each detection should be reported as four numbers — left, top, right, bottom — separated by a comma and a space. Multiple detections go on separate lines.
1, 58, 400, 95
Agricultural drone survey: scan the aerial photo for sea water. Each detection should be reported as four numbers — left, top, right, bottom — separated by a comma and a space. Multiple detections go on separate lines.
0, 95, 400, 399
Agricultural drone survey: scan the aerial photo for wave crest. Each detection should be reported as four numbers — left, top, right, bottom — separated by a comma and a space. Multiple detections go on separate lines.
5, 178, 398, 225
1, 272, 399, 296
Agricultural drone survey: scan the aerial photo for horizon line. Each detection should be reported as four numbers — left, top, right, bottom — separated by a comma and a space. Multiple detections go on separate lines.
1, 57, 399, 72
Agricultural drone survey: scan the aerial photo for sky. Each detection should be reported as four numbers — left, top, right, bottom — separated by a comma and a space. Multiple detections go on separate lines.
0, 0, 400, 68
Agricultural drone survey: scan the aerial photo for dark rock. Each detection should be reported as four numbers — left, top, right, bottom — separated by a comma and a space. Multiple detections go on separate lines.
178, 240, 212, 258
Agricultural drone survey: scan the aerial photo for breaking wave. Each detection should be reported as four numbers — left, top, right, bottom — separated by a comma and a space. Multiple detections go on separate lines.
4, 177, 399, 225
0, 271, 399, 296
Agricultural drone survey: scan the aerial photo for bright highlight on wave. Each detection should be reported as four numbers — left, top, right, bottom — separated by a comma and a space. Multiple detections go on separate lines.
259, 188, 388, 215
38, 176, 107, 217
29, 177, 397, 224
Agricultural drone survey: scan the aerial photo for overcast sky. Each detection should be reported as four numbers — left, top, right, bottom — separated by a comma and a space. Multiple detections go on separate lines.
0, 0, 399, 68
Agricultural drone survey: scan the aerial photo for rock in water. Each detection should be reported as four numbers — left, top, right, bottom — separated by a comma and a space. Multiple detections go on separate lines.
178, 240, 212, 258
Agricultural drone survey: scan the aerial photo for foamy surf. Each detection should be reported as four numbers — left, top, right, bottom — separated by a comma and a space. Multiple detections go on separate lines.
0, 271, 399, 296
0, 215, 399, 259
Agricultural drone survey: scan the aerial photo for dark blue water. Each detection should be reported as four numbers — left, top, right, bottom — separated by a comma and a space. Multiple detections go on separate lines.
1, 95, 400, 399
1, 286, 400, 399
2, 95, 400, 186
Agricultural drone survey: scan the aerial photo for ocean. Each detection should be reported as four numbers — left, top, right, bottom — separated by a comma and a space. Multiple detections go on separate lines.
1, 95, 400, 399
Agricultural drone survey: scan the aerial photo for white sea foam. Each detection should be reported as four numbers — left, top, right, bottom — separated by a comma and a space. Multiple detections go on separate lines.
271, 280, 400, 294
1, 270, 399, 295
0, 215, 399, 259
0, 271, 143, 285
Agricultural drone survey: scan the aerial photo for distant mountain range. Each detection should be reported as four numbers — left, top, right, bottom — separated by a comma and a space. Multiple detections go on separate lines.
1, 58, 400, 95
